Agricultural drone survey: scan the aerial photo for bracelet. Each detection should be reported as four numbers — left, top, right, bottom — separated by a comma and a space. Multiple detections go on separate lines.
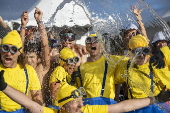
37, 21, 43, 24
20, 26, 26, 29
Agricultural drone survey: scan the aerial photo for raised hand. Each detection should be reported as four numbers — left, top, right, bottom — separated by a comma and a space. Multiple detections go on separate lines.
34, 7, 43, 22
132, 6, 142, 21
155, 86, 170, 103
150, 49, 165, 69
20, 11, 29, 27
0, 70, 7, 91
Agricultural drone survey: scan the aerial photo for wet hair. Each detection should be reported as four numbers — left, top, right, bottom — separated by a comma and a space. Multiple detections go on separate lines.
59, 28, 76, 37
0, 25, 7, 39
24, 42, 41, 55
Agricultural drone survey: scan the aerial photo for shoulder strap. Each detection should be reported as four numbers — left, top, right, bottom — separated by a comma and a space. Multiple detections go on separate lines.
126, 59, 133, 99
100, 61, 108, 96
78, 66, 83, 87
24, 68, 29, 94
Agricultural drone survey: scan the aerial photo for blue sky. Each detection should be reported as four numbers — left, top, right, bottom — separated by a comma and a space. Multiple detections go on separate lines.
0, 0, 169, 22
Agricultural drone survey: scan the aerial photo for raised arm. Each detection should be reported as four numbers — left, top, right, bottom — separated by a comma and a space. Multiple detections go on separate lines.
20, 11, 29, 46
34, 7, 50, 71
132, 6, 149, 42
0, 16, 11, 32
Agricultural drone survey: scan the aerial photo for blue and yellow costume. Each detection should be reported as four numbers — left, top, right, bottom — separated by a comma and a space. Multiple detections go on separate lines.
115, 35, 170, 113
0, 30, 41, 113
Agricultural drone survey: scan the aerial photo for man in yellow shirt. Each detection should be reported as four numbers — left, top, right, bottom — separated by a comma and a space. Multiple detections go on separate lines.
80, 33, 127, 105
0, 30, 42, 112
0, 70, 170, 113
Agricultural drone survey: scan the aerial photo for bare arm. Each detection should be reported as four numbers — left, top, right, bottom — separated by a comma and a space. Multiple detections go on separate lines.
132, 6, 149, 42
30, 90, 43, 106
108, 97, 155, 113
3, 85, 43, 113
0, 16, 11, 32
20, 11, 29, 45
34, 7, 50, 71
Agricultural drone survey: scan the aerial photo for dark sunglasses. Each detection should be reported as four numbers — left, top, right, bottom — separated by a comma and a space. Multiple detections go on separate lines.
85, 36, 99, 44
60, 56, 79, 65
131, 47, 150, 56
60, 33, 76, 42
1, 44, 22, 54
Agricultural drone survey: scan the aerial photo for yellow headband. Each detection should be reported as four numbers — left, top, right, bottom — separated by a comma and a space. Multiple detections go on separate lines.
59, 47, 76, 66
129, 34, 148, 50
1, 30, 22, 52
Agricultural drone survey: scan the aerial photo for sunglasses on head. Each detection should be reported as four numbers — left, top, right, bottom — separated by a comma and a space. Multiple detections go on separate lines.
60, 33, 76, 42
58, 87, 86, 103
1, 44, 21, 54
60, 56, 79, 65
131, 47, 150, 56
85, 36, 99, 44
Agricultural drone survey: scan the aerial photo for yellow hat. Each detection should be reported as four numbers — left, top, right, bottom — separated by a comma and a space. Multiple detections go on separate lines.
1, 30, 22, 52
57, 82, 77, 107
89, 33, 97, 38
59, 47, 76, 66
129, 34, 148, 50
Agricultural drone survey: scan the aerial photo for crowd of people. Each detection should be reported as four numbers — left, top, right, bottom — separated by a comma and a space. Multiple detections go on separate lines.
0, 6, 170, 113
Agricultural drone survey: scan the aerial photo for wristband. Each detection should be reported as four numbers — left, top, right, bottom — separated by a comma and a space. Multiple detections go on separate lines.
20, 26, 26, 29
37, 21, 43, 24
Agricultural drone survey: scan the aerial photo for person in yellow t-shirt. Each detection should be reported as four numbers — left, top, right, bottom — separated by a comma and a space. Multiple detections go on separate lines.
49, 47, 80, 109
0, 71, 170, 113
0, 30, 42, 113
80, 33, 127, 105
114, 34, 170, 113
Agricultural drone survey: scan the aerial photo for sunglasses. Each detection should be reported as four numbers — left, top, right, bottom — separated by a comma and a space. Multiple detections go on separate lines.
48, 39, 58, 48
131, 47, 150, 56
85, 36, 99, 44
58, 87, 86, 103
60, 33, 76, 42
1, 44, 21, 54
60, 56, 79, 65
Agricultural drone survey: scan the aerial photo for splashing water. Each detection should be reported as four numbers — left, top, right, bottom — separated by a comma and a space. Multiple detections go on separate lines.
36, 0, 170, 111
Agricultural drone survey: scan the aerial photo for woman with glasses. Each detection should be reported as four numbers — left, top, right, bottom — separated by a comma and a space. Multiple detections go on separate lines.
115, 34, 170, 113
49, 47, 80, 110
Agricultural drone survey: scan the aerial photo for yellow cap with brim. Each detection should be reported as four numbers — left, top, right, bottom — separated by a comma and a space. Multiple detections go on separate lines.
57, 82, 77, 107
59, 47, 76, 66
89, 33, 97, 38
1, 30, 22, 52
129, 34, 148, 50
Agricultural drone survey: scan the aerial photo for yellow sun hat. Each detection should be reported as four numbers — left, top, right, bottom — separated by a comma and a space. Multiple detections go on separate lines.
57, 82, 77, 107
1, 30, 22, 52
59, 47, 76, 66
129, 34, 148, 50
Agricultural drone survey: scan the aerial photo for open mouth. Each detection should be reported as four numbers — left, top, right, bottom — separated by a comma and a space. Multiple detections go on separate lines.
5, 58, 12, 64
91, 47, 96, 50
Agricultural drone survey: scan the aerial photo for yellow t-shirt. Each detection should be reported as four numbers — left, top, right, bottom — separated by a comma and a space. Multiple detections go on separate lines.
80, 55, 124, 99
115, 46, 170, 99
50, 66, 71, 84
43, 105, 108, 113
50, 66, 71, 106
43, 107, 58, 113
0, 64, 41, 112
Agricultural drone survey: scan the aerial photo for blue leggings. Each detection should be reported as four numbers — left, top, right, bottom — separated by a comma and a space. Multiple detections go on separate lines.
0, 109, 27, 113
83, 97, 117, 105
